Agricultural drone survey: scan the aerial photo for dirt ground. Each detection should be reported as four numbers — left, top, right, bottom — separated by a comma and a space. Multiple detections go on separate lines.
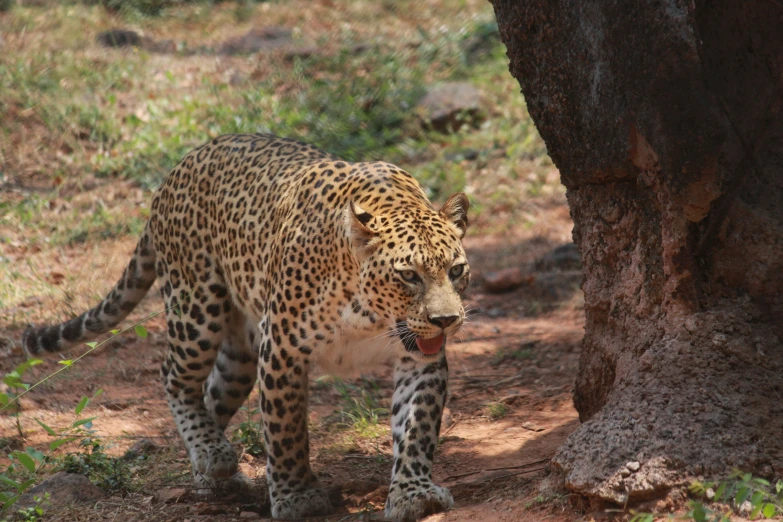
0, 194, 587, 521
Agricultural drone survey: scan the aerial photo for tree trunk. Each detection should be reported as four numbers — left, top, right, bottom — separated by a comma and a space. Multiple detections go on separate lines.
491, 0, 783, 506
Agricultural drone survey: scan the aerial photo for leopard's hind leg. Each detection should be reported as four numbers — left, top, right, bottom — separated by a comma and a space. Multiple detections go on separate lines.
158, 259, 240, 491
197, 312, 260, 492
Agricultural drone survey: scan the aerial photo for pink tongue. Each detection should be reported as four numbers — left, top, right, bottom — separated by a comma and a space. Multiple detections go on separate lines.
416, 334, 445, 355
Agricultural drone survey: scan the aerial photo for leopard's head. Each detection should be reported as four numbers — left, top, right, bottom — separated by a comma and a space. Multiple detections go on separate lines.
345, 191, 470, 358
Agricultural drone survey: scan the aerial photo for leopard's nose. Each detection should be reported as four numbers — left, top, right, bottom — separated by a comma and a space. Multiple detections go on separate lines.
427, 314, 459, 329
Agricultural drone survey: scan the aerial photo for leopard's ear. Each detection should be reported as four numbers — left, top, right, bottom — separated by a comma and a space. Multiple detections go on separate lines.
344, 201, 379, 256
439, 193, 469, 239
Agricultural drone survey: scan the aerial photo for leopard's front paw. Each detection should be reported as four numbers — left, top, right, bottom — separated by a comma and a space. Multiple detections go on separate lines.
385, 481, 453, 522
271, 487, 333, 519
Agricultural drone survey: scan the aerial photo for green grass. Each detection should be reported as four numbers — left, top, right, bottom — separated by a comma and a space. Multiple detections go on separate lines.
0, 0, 558, 312
487, 402, 508, 421
330, 378, 389, 438
1, 2, 542, 186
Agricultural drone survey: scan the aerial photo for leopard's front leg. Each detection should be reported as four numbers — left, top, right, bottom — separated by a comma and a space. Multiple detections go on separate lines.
257, 328, 332, 519
385, 353, 453, 522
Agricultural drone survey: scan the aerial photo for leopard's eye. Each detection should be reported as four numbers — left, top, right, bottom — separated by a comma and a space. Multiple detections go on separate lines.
398, 270, 421, 284
449, 264, 465, 279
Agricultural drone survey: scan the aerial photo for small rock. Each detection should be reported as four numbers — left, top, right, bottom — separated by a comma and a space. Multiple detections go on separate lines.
483, 267, 534, 293
144, 38, 177, 54
96, 29, 141, 48
620, 468, 631, 477
123, 438, 161, 460
486, 307, 507, 318
705, 488, 715, 500
417, 82, 485, 133
534, 243, 582, 272
239, 511, 260, 519
349, 43, 372, 55
17, 472, 105, 509
219, 27, 292, 55
283, 45, 322, 62
626, 461, 641, 472
155, 487, 188, 504
445, 148, 479, 162
521, 422, 544, 432
712, 333, 728, 346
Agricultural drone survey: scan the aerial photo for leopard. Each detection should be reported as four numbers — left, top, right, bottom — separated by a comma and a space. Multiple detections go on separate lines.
22, 133, 470, 521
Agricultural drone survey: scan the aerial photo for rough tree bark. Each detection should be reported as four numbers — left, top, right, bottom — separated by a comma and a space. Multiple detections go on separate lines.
491, 0, 783, 507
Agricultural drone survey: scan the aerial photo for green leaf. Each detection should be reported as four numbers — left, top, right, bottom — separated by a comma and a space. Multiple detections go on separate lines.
58, 360, 73, 367
14, 359, 42, 377
776, 480, 783, 494
110, 329, 120, 335
25, 448, 44, 462
134, 324, 148, 338
92, 388, 104, 399
691, 502, 708, 522
0, 393, 9, 407
3, 374, 24, 388
2, 492, 20, 510
763, 503, 776, 518
18, 478, 36, 492
689, 481, 705, 494
754, 477, 771, 486
742, 473, 753, 483
736, 485, 750, 505
74, 396, 90, 415
752, 491, 765, 506
0, 474, 21, 491
72, 416, 97, 428
14, 452, 36, 473
19, 359, 43, 374
49, 437, 75, 451
714, 481, 727, 501
85, 341, 98, 348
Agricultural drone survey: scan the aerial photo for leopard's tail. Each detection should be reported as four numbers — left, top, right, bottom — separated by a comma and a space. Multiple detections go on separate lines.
22, 226, 157, 356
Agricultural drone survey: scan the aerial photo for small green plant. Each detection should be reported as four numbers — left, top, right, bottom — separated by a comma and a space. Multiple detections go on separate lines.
12, 493, 49, 522
692, 472, 783, 520
332, 379, 388, 437
0, 389, 102, 514
0, 310, 165, 516
524, 493, 564, 509
232, 405, 266, 458
629, 471, 783, 522
486, 402, 508, 421
493, 345, 534, 366
1, 359, 43, 438
57, 439, 132, 492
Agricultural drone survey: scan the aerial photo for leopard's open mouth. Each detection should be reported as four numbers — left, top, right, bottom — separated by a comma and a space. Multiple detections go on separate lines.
396, 321, 446, 355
